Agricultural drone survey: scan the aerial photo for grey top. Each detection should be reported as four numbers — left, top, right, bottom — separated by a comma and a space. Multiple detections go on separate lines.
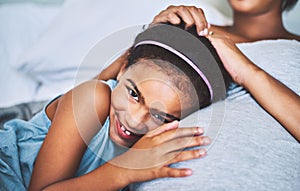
131, 40, 300, 191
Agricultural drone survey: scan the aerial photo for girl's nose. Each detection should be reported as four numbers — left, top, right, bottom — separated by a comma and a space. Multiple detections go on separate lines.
125, 106, 150, 133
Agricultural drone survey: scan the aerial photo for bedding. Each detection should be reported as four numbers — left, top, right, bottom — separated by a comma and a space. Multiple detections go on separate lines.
0, 1, 63, 107
1, 0, 299, 107
132, 39, 300, 191
0, 0, 231, 107
0, 1, 300, 190
0, 101, 46, 129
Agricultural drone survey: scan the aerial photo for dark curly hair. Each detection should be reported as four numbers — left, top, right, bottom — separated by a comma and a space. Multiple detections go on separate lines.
125, 23, 231, 116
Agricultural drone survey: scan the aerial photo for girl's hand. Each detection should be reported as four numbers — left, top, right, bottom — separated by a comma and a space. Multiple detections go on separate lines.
152, 5, 210, 36
111, 121, 210, 184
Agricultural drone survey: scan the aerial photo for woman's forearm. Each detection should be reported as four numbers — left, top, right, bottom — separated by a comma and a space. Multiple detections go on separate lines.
207, 34, 300, 142
242, 61, 300, 142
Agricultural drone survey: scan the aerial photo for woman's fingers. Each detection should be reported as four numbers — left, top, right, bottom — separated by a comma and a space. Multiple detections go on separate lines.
190, 7, 209, 35
152, 6, 180, 24
172, 6, 198, 28
152, 5, 210, 35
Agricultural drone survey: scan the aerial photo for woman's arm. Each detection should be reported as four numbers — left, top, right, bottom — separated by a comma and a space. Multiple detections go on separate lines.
152, 5, 300, 141
207, 34, 300, 142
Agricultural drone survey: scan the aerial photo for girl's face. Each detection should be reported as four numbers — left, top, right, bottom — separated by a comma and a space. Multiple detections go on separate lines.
109, 61, 190, 147
228, 0, 282, 15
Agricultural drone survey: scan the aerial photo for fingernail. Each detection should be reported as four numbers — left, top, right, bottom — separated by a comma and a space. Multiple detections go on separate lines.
185, 169, 193, 176
203, 28, 208, 36
199, 30, 205, 36
207, 23, 211, 28
198, 149, 207, 156
203, 137, 211, 145
196, 127, 204, 134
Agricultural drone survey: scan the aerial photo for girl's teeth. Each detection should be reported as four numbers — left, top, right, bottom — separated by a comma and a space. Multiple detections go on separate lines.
125, 130, 131, 136
121, 126, 126, 131
121, 125, 132, 136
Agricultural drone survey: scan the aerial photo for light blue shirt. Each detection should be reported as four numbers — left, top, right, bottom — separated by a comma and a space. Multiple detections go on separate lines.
0, 79, 126, 190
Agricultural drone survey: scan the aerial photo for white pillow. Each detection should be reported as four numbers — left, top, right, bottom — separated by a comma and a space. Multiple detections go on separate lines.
0, 2, 62, 106
15, 0, 231, 89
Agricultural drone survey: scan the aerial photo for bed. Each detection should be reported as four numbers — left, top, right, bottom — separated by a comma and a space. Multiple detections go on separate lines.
1, 0, 299, 190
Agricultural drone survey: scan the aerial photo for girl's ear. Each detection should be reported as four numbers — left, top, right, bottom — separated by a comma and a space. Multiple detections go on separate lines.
116, 63, 127, 81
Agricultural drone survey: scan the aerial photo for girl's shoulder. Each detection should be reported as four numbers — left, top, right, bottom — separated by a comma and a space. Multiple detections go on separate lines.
73, 80, 112, 124
46, 80, 112, 123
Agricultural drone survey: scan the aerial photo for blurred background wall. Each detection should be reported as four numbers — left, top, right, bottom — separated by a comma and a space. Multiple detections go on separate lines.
202, 0, 300, 35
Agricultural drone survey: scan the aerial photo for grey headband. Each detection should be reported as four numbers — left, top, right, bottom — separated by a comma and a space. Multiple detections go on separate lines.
133, 24, 227, 103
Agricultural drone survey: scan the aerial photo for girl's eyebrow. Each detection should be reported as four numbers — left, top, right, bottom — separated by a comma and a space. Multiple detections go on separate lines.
126, 78, 180, 121
127, 79, 143, 101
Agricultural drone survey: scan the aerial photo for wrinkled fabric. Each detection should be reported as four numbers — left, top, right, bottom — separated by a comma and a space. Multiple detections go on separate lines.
0, 79, 126, 190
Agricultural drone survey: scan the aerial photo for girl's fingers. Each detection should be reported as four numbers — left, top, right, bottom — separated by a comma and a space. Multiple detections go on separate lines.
158, 167, 193, 178
161, 135, 211, 153
145, 120, 179, 137
156, 148, 207, 178
146, 125, 205, 144
167, 148, 207, 165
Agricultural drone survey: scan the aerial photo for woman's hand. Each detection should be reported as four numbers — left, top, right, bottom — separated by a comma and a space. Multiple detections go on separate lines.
207, 34, 258, 86
152, 5, 210, 36
207, 34, 300, 142
111, 121, 210, 184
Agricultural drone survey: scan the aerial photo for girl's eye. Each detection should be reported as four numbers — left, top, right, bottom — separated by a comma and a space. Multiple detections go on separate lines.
129, 89, 139, 101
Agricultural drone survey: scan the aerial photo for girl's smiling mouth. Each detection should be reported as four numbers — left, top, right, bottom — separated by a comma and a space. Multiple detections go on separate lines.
115, 117, 143, 142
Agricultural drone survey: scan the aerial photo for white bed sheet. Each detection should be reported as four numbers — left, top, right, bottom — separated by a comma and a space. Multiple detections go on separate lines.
0, 0, 231, 107
0, 2, 63, 107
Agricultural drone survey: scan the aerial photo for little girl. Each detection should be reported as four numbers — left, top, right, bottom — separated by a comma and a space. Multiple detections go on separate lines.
0, 24, 230, 190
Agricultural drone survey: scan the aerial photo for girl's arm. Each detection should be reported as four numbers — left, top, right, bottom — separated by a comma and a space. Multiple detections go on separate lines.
96, 6, 210, 82
207, 34, 300, 142
28, 80, 112, 190
38, 121, 210, 191
29, 81, 210, 190
94, 50, 130, 81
